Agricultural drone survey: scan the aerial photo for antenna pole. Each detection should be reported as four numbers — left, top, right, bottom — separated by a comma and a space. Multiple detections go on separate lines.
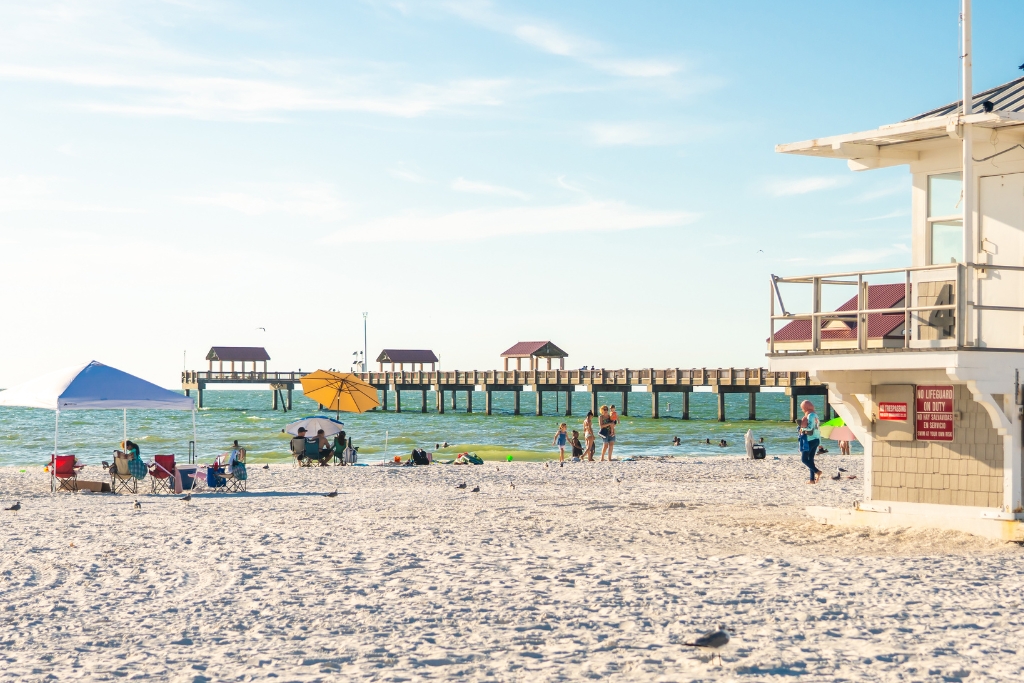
961, 0, 975, 345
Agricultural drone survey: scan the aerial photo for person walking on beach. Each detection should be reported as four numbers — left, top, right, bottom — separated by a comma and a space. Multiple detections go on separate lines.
599, 405, 616, 461
583, 411, 596, 461
570, 430, 584, 460
799, 400, 822, 484
553, 423, 569, 462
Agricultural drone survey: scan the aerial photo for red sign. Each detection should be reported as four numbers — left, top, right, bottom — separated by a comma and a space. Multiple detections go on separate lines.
878, 402, 908, 421
916, 385, 954, 441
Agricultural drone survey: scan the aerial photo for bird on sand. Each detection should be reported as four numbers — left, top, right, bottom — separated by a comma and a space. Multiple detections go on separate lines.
831, 470, 842, 481
508, 478, 516, 491
179, 492, 192, 503
133, 500, 141, 512
262, 464, 270, 470
545, 462, 549, 469
5, 501, 21, 514
615, 475, 624, 485
684, 626, 731, 665
324, 489, 338, 498
471, 486, 480, 493
456, 482, 467, 489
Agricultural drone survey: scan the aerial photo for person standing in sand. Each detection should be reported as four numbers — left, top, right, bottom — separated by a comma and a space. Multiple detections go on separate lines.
599, 405, 616, 461
799, 400, 822, 484
583, 411, 596, 461
553, 423, 569, 462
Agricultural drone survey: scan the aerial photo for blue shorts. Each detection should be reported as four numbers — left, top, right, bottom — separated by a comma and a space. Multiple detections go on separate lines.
602, 433, 615, 444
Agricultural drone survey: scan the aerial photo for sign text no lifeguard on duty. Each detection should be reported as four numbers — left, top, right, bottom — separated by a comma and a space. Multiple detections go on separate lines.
916, 385, 954, 442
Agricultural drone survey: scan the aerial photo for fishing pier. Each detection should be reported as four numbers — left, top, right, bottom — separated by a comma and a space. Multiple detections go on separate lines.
181, 367, 828, 422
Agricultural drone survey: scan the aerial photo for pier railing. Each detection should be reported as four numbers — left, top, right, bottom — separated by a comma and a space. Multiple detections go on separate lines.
183, 368, 820, 388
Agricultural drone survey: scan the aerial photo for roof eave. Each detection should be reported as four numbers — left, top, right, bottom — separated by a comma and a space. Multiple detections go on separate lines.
776, 112, 1024, 170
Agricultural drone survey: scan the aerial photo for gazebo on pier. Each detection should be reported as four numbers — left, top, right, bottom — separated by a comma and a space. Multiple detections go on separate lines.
501, 341, 567, 371
376, 349, 438, 371
207, 346, 270, 374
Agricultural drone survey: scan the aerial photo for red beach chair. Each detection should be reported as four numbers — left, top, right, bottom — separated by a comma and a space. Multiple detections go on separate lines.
149, 454, 177, 494
50, 454, 85, 493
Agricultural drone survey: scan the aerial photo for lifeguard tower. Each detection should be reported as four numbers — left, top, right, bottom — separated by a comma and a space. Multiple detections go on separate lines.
770, 1, 1024, 539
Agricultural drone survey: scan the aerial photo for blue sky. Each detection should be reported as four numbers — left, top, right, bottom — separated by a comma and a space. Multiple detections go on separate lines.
2, 0, 1024, 386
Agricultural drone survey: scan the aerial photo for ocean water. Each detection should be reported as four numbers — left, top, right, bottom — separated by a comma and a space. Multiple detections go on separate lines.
0, 389, 859, 467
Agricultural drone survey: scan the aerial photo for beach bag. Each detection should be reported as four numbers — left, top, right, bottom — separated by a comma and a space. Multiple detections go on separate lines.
412, 450, 430, 466
467, 453, 484, 465
342, 447, 357, 465
599, 427, 611, 438
233, 463, 247, 481
128, 456, 147, 480
797, 433, 809, 453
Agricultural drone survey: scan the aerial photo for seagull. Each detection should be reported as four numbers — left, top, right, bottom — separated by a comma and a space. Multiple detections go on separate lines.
456, 482, 467, 489
545, 462, 549, 469
256, 327, 266, 332
471, 486, 480, 493
4, 501, 20, 514
684, 626, 731, 665
838, 467, 848, 473
133, 500, 141, 512
179, 492, 192, 503
615, 475, 624, 485
102, 460, 110, 469
262, 464, 270, 470
831, 471, 842, 481
324, 489, 338, 498
508, 478, 516, 491
1020, 62, 1024, 71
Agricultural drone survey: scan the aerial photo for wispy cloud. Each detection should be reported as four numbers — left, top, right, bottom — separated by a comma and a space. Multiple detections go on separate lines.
587, 122, 687, 147
441, 1, 683, 80
765, 176, 850, 197
0, 175, 135, 213
855, 209, 909, 222
390, 166, 430, 184
325, 200, 696, 243
185, 182, 347, 220
818, 244, 910, 266
451, 177, 529, 200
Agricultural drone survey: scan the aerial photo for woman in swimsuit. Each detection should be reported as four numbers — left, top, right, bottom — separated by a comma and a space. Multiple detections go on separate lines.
582, 411, 596, 461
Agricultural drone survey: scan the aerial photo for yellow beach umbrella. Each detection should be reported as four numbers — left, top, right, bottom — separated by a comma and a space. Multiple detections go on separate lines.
300, 370, 380, 415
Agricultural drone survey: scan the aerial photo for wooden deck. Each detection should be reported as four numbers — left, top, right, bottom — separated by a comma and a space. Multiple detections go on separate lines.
182, 368, 827, 421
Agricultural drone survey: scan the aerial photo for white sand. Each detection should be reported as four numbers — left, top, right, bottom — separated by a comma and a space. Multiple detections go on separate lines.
1, 455, 1022, 682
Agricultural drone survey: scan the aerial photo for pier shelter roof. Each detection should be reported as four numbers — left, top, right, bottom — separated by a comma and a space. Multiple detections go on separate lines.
376, 349, 438, 364
206, 346, 270, 362
501, 341, 567, 359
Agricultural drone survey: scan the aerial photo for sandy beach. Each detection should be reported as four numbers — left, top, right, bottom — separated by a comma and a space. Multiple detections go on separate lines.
1, 455, 1022, 682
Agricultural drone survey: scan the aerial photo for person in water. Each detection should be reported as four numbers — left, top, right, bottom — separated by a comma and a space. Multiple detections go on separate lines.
672, 436, 681, 446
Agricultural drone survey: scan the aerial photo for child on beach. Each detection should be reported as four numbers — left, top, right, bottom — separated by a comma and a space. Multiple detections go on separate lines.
553, 423, 569, 462
583, 411, 596, 461
599, 406, 615, 461
570, 430, 584, 460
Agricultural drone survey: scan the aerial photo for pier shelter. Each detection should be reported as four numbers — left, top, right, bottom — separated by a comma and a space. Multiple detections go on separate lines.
501, 341, 567, 371
770, 69, 1024, 539
206, 346, 269, 374
376, 349, 438, 372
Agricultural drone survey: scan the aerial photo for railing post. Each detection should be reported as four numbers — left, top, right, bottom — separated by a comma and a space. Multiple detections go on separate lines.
769, 277, 775, 354
905, 269, 912, 348
957, 262, 966, 347
857, 274, 867, 351
812, 276, 822, 352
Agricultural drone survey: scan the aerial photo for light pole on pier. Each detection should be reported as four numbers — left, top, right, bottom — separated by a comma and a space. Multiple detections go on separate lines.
362, 312, 368, 373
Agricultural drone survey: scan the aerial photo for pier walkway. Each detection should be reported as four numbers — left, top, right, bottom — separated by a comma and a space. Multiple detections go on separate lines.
182, 368, 827, 421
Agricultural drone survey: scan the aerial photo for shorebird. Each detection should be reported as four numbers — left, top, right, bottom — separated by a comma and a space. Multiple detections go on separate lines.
324, 489, 339, 498
838, 467, 848, 473
684, 626, 731, 665
456, 482, 467, 489
831, 471, 842, 481
179, 492, 192, 503
133, 500, 141, 512
615, 475, 624, 485
508, 478, 515, 491
471, 486, 479, 493
545, 462, 549, 469
4, 501, 20, 515
262, 464, 270, 470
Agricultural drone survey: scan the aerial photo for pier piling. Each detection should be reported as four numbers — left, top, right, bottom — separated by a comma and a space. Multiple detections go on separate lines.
651, 391, 659, 419
564, 390, 572, 416
682, 390, 689, 420
513, 390, 520, 416
438, 390, 444, 414
420, 389, 427, 413
485, 390, 493, 415
536, 390, 543, 416
466, 390, 473, 413
395, 390, 402, 413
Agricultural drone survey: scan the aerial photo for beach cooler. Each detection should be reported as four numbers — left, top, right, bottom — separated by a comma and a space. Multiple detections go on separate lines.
751, 445, 767, 460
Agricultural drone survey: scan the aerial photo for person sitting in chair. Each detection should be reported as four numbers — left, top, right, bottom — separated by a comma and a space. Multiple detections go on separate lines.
315, 429, 333, 466
290, 427, 309, 465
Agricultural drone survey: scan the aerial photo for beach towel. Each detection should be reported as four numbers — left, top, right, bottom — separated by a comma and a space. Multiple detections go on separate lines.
128, 456, 147, 480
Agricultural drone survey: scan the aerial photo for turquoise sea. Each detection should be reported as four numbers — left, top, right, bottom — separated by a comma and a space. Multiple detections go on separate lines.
0, 388, 859, 467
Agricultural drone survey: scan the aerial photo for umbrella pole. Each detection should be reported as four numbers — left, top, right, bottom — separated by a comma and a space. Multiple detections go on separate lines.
192, 409, 197, 462
123, 408, 127, 450
54, 410, 59, 457
384, 430, 388, 462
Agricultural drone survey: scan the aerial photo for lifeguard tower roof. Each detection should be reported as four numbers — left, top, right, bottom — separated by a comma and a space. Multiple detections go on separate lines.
206, 346, 270, 362
777, 76, 1024, 170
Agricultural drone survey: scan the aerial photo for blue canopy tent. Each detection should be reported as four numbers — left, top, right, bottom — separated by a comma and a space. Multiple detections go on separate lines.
0, 360, 196, 459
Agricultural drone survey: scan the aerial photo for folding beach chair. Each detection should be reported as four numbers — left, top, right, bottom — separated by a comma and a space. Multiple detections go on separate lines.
290, 437, 308, 467
148, 454, 177, 494
223, 462, 247, 492
50, 455, 85, 493
110, 456, 146, 493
